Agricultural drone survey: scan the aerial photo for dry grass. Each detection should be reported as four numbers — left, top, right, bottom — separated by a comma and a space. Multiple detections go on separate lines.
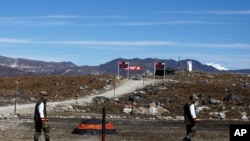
0, 75, 115, 105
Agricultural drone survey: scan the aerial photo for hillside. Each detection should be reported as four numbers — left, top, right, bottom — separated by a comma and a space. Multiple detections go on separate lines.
1, 55, 250, 77
1, 71, 249, 121
0, 75, 115, 106
0, 71, 249, 141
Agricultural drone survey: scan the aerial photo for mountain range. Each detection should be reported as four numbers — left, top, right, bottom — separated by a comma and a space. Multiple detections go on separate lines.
0, 55, 249, 77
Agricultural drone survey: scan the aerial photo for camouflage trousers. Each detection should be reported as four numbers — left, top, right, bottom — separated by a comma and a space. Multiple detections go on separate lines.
183, 124, 196, 141
34, 121, 50, 141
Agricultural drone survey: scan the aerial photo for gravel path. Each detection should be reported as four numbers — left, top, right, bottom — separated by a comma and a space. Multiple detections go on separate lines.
0, 79, 156, 115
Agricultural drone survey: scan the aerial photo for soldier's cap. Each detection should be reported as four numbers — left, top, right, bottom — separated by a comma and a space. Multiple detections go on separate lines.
40, 91, 48, 96
190, 93, 199, 99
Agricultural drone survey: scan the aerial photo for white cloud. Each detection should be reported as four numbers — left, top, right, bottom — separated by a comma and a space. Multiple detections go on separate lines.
157, 10, 250, 15
0, 15, 132, 27
0, 16, 73, 26
44, 40, 178, 46
116, 21, 204, 26
42, 15, 129, 19
0, 38, 32, 43
184, 43, 250, 49
0, 12, 239, 27
202, 10, 250, 15
1, 37, 250, 49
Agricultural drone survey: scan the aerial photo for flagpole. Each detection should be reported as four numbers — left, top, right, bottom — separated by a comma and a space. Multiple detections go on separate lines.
127, 61, 130, 80
164, 61, 166, 83
153, 61, 156, 86
178, 56, 180, 70
118, 61, 120, 78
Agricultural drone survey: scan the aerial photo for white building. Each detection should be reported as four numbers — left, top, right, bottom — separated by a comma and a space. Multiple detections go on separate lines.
187, 61, 192, 72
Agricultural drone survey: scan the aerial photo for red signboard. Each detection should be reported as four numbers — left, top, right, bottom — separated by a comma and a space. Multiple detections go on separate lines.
125, 66, 142, 71
155, 62, 165, 70
119, 61, 128, 69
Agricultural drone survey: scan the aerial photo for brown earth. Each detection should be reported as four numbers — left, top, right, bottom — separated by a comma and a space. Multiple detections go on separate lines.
0, 115, 236, 141
80, 72, 250, 120
0, 75, 115, 106
0, 71, 250, 141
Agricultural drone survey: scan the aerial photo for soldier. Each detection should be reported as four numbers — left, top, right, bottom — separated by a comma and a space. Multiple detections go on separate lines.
34, 91, 50, 141
182, 93, 199, 141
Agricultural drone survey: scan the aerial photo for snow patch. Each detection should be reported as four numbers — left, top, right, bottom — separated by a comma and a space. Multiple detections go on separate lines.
206, 62, 228, 70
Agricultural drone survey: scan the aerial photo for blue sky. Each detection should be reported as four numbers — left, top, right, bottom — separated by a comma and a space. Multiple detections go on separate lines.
0, 0, 249, 70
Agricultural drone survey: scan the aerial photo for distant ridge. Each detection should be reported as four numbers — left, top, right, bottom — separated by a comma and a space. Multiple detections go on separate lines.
0, 55, 249, 77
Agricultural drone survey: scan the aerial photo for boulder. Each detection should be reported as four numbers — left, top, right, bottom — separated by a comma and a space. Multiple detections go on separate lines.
148, 102, 170, 116
196, 105, 211, 114
240, 111, 249, 121
175, 116, 185, 120
122, 105, 134, 114
209, 98, 221, 105
223, 94, 238, 101
128, 95, 141, 102
54, 104, 74, 112
92, 96, 109, 103
209, 110, 228, 119
103, 84, 112, 90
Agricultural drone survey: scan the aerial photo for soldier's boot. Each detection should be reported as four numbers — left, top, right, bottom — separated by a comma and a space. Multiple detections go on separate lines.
45, 137, 50, 141
181, 137, 191, 141
44, 127, 50, 141
45, 134, 50, 141
34, 132, 41, 141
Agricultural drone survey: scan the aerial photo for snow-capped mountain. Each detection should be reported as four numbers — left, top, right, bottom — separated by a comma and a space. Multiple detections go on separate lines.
206, 62, 228, 71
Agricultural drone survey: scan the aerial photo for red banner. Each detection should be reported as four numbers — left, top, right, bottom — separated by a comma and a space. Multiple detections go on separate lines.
155, 62, 165, 70
125, 66, 142, 71
119, 61, 128, 69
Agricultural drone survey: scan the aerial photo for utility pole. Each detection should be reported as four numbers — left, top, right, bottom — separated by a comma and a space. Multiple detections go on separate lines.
14, 81, 19, 115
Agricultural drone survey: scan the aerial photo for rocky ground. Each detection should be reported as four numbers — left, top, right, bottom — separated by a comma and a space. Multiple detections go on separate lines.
0, 71, 250, 141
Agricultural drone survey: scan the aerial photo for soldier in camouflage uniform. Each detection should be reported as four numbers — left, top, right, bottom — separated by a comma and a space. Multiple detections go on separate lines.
182, 94, 199, 141
34, 91, 50, 141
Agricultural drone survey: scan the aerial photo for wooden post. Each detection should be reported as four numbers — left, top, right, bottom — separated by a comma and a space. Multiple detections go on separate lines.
14, 81, 19, 114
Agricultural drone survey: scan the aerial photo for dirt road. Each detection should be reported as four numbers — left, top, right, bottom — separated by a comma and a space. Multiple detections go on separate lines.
0, 79, 155, 115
